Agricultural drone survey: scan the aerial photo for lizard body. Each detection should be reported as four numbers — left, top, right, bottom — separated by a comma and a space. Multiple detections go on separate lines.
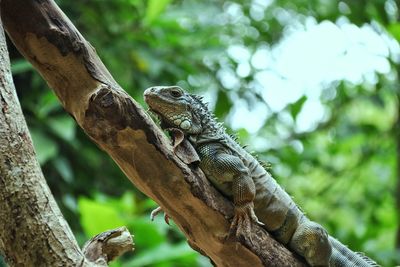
144, 86, 379, 267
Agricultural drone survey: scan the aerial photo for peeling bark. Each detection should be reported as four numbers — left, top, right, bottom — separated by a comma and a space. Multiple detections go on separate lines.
82, 227, 134, 266
0, 15, 85, 267
1, 0, 306, 266
0, 10, 133, 267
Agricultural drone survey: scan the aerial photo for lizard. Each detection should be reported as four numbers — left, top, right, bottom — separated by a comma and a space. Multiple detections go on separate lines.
144, 85, 380, 267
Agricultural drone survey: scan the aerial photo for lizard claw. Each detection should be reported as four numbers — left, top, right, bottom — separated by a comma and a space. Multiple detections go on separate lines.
227, 203, 263, 246
150, 206, 170, 225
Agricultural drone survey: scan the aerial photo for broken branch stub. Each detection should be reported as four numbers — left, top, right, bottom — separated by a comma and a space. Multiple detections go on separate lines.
83, 227, 134, 266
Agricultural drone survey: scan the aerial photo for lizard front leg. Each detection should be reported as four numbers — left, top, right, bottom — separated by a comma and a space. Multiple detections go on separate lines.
198, 146, 263, 242
230, 173, 263, 241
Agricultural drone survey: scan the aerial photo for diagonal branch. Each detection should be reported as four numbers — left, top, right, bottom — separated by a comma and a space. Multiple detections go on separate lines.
0, 1, 306, 266
0, 12, 133, 266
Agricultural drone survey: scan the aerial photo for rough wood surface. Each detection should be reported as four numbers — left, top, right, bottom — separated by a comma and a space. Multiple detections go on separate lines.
82, 227, 134, 266
1, 1, 307, 266
0, 15, 85, 267
0, 9, 133, 267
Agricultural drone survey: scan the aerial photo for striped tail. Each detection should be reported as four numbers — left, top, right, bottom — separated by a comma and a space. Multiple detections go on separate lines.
329, 237, 380, 267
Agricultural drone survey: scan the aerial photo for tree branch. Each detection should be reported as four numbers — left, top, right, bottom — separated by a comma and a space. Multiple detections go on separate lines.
82, 227, 134, 266
1, 1, 306, 266
0, 12, 133, 266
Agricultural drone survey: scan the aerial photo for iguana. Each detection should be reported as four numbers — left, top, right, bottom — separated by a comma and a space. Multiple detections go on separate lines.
144, 85, 379, 267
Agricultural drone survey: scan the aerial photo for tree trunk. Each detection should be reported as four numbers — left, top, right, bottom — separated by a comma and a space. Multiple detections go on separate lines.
0, 9, 133, 267
0, 0, 306, 266
0, 16, 85, 267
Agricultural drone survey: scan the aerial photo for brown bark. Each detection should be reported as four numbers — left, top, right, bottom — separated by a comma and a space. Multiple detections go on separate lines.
82, 227, 134, 265
0, 15, 84, 267
0, 0, 306, 266
0, 10, 133, 267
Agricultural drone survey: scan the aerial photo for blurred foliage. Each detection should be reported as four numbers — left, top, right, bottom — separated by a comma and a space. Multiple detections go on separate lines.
78, 193, 203, 267
5, 0, 400, 266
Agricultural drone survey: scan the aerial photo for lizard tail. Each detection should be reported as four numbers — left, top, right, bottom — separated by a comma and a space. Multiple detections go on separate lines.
329, 236, 380, 267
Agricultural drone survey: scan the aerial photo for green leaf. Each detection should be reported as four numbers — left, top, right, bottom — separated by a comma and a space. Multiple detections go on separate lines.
130, 216, 167, 248
35, 91, 60, 118
236, 128, 249, 140
47, 115, 76, 141
29, 129, 58, 165
125, 242, 196, 267
11, 59, 33, 74
214, 90, 231, 118
109, 260, 122, 267
94, 192, 136, 214
139, 198, 158, 212
388, 23, 400, 43
145, 0, 171, 24
288, 95, 307, 120
62, 194, 78, 212
78, 197, 126, 237
53, 157, 74, 183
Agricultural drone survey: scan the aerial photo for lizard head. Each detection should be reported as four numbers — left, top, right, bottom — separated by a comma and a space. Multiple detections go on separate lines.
144, 86, 204, 134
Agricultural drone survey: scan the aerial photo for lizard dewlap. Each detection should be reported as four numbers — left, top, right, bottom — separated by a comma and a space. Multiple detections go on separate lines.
144, 85, 379, 267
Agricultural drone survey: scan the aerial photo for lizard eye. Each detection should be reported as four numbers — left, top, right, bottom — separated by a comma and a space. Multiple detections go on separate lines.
170, 89, 182, 98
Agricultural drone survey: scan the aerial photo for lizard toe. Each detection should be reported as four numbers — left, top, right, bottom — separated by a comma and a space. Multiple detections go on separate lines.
150, 206, 171, 225
150, 206, 162, 221
227, 207, 255, 245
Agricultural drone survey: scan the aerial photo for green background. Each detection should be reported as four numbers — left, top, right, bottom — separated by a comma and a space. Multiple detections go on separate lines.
4, 0, 400, 266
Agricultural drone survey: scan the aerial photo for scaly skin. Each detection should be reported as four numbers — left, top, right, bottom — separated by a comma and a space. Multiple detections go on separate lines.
144, 86, 379, 267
